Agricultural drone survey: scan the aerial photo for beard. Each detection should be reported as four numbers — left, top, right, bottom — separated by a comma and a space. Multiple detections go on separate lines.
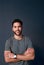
13, 30, 22, 36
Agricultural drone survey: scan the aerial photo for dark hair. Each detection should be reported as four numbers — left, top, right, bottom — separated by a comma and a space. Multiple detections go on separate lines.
12, 19, 23, 27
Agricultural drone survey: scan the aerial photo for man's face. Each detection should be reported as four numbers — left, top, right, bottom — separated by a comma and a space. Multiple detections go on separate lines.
12, 22, 23, 36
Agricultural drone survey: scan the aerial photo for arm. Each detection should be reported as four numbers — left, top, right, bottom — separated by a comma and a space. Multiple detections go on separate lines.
4, 51, 20, 63
16, 48, 35, 61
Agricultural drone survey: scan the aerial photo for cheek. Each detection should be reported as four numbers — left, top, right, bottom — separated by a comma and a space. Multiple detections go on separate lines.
12, 28, 16, 31
19, 28, 22, 31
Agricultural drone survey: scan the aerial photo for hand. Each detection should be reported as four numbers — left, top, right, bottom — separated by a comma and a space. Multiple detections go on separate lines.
9, 53, 15, 58
24, 48, 34, 55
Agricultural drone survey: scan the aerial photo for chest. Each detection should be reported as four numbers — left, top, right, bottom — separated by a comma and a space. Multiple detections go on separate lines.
10, 40, 28, 54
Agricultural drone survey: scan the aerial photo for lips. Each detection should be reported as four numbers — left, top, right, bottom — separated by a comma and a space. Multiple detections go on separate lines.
16, 30, 20, 32
16, 31, 20, 33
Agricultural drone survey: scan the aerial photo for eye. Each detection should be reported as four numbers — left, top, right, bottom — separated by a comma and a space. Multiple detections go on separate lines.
13, 26, 16, 28
19, 26, 22, 27
15, 26, 16, 28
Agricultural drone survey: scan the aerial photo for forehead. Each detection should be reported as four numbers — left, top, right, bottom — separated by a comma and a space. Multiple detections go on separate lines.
13, 22, 21, 26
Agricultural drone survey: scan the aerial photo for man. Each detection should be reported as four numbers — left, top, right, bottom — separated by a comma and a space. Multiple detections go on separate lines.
4, 19, 35, 65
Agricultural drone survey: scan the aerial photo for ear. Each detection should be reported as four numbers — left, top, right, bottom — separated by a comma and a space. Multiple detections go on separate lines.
12, 27, 13, 32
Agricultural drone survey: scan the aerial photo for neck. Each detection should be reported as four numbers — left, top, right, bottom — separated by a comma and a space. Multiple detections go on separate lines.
14, 34, 23, 40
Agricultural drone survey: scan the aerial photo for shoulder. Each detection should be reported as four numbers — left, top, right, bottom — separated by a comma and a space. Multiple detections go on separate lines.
24, 36, 31, 40
24, 36, 32, 43
6, 36, 13, 42
5, 36, 13, 46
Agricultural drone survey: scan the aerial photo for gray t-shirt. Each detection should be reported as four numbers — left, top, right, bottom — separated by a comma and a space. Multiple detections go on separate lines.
5, 36, 33, 65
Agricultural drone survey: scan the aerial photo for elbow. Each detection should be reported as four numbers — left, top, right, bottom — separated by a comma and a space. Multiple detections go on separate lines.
31, 55, 35, 60
4, 58, 9, 63
5, 60, 9, 63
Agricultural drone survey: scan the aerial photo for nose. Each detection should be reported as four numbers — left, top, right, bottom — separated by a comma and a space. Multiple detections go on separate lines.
16, 27, 19, 30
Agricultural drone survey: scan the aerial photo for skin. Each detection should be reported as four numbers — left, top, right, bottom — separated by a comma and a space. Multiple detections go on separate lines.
4, 22, 35, 63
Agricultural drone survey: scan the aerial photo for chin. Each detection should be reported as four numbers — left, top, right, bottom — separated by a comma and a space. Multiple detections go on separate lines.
16, 33, 21, 36
17, 34, 21, 36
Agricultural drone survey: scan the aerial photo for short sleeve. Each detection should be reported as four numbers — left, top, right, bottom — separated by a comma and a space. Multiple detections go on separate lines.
27, 39, 33, 48
25, 37, 33, 48
5, 39, 11, 51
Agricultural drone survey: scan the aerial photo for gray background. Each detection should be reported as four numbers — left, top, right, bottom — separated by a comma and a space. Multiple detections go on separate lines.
0, 0, 44, 65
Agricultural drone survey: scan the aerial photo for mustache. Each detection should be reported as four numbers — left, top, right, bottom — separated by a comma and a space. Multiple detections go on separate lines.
16, 30, 20, 32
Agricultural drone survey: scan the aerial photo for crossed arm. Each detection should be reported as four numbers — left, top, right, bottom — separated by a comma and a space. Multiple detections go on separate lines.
4, 48, 35, 63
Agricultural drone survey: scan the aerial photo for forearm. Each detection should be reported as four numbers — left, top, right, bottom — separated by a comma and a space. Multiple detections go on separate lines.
4, 51, 21, 63
4, 48, 35, 62
5, 58, 20, 63
17, 54, 35, 61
